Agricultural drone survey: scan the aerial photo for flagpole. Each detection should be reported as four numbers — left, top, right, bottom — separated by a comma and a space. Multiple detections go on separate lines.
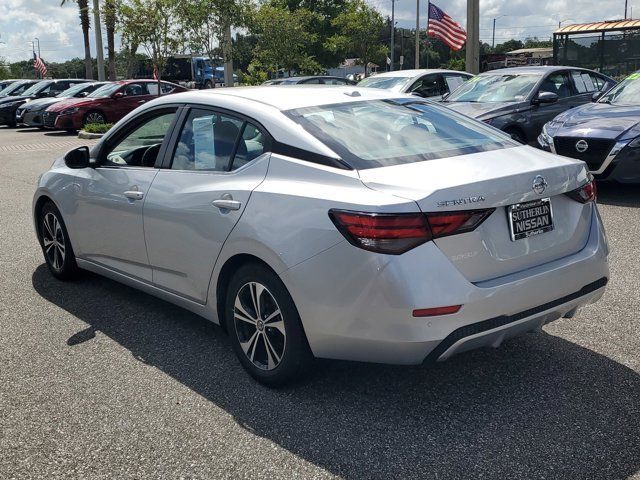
415, 0, 420, 68
425, 2, 430, 68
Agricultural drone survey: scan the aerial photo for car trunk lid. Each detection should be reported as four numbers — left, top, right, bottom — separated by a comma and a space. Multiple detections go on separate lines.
358, 146, 593, 282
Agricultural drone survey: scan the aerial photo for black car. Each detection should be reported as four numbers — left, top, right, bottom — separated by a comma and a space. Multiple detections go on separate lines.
0, 79, 90, 127
0, 79, 39, 99
442, 66, 616, 145
263, 76, 357, 86
0, 79, 20, 91
16, 81, 109, 128
538, 71, 640, 183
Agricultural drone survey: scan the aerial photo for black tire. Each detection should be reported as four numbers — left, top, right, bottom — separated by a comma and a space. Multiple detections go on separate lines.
82, 110, 106, 127
38, 201, 79, 281
225, 263, 312, 387
506, 128, 526, 144
204, 80, 213, 89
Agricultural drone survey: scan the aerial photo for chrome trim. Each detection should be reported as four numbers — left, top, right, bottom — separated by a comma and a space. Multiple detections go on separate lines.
591, 140, 630, 175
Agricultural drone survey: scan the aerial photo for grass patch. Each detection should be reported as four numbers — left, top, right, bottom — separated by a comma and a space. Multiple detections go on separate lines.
83, 123, 114, 134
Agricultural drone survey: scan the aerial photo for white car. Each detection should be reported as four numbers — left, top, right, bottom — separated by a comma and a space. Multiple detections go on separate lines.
357, 69, 473, 99
33, 86, 609, 386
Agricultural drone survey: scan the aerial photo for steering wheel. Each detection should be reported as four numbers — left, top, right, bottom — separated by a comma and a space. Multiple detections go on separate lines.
141, 144, 162, 167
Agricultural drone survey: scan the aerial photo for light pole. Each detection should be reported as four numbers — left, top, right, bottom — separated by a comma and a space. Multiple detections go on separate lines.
492, 15, 507, 49
93, 0, 105, 81
390, 0, 395, 71
558, 18, 575, 28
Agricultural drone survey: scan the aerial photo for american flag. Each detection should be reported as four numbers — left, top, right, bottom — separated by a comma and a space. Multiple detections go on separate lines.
428, 2, 467, 51
33, 53, 47, 78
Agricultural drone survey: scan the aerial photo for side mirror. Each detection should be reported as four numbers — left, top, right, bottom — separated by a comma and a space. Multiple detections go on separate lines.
113, 91, 124, 99
64, 146, 90, 169
592, 91, 604, 102
36, 91, 48, 98
441, 92, 450, 101
533, 91, 559, 105
78, 91, 88, 98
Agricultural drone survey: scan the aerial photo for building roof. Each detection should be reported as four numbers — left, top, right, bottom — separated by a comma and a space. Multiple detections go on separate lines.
555, 19, 640, 34
507, 48, 553, 55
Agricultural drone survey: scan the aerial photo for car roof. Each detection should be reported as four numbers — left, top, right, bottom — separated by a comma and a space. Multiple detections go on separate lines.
152, 85, 408, 111
479, 66, 601, 75
367, 69, 473, 78
284, 76, 350, 82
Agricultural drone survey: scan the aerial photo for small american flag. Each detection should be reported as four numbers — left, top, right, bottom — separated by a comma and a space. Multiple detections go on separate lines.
33, 53, 47, 78
428, 2, 467, 51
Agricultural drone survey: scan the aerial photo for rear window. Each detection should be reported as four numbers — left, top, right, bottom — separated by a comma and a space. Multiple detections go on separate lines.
285, 100, 516, 169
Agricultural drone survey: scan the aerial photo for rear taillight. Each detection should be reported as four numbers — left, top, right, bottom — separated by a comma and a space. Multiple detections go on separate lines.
329, 208, 494, 254
566, 179, 597, 203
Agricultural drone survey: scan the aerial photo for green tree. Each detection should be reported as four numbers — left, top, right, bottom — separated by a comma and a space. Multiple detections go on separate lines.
103, 0, 117, 80
61, 0, 93, 79
251, 3, 321, 76
117, 0, 182, 90
277, 0, 349, 68
494, 39, 524, 54
0, 58, 10, 80
326, 0, 387, 77
175, 0, 248, 86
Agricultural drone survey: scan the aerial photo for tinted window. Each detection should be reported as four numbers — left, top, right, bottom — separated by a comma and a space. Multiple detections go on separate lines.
540, 73, 572, 98
409, 74, 443, 97
171, 109, 244, 171
122, 83, 149, 97
232, 123, 267, 170
286, 100, 516, 169
324, 78, 348, 85
301, 78, 322, 84
104, 111, 176, 167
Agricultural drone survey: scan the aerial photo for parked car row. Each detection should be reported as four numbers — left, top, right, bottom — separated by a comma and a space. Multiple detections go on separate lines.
0, 78, 187, 131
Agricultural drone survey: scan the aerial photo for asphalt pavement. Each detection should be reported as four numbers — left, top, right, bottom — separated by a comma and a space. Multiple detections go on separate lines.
0, 126, 639, 479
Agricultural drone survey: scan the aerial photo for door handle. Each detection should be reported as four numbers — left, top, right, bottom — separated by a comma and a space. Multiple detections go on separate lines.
124, 190, 144, 200
137, 100, 146, 104
212, 194, 241, 211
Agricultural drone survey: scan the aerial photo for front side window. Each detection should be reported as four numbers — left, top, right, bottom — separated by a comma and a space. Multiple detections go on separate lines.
409, 74, 443, 98
540, 73, 572, 98
445, 74, 540, 102
286, 100, 516, 169
103, 110, 177, 167
122, 83, 149, 97
22, 82, 52, 97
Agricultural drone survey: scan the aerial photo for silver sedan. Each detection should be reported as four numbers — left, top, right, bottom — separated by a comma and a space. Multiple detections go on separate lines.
33, 86, 609, 385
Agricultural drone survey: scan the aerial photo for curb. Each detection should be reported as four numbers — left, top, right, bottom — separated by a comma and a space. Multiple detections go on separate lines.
78, 131, 104, 140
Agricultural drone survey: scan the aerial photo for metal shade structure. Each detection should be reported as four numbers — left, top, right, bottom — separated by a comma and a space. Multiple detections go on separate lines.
554, 20, 640, 77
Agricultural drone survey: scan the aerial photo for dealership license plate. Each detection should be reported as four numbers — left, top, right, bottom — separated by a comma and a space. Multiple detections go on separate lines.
508, 198, 554, 241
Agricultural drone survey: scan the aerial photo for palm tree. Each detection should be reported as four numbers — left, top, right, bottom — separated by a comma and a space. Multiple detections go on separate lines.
103, 0, 117, 80
61, 0, 93, 79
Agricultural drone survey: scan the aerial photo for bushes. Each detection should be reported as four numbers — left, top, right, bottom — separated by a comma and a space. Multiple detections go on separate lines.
83, 123, 114, 134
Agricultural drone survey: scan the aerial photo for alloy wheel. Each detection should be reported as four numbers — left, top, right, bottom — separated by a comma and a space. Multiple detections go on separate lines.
42, 212, 65, 271
233, 282, 286, 371
85, 112, 105, 124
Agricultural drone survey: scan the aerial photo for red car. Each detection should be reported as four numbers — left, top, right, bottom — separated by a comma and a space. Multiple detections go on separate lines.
43, 79, 187, 130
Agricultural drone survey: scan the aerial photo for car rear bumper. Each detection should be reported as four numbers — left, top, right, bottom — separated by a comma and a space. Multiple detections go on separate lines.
280, 205, 609, 364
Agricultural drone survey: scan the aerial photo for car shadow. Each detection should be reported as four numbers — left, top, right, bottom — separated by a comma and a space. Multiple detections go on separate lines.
597, 181, 640, 208
32, 264, 640, 479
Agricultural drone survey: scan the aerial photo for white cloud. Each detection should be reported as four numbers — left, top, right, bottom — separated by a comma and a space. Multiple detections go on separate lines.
0, 0, 635, 66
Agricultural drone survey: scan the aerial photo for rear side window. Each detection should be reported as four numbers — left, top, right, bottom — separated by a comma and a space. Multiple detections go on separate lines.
286, 100, 516, 169
170, 109, 266, 172
571, 71, 599, 93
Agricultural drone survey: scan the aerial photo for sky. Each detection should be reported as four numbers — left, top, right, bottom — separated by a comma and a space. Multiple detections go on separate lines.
0, 0, 636, 64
